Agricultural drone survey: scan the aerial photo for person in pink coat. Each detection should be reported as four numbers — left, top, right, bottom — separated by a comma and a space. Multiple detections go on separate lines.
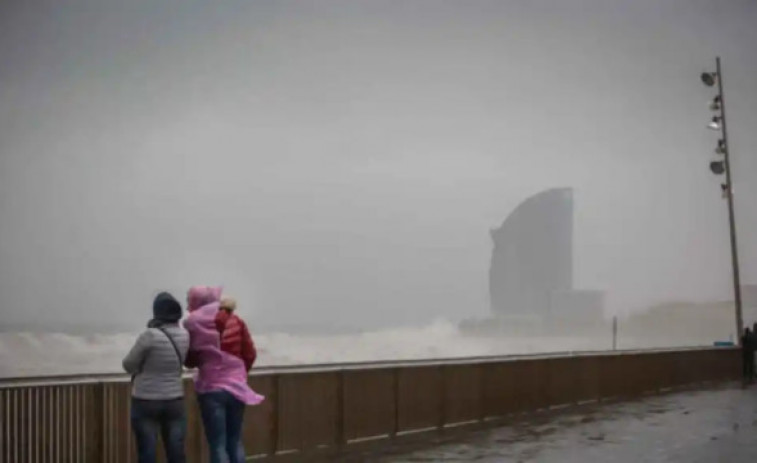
183, 286, 264, 463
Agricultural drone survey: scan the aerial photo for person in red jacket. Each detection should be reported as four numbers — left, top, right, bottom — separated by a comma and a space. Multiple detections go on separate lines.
185, 297, 257, 372
185, 293, 259, 463
216, 297, 257, 372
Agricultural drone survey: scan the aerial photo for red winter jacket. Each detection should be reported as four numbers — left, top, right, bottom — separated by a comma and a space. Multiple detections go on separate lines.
214, 310, 257, 372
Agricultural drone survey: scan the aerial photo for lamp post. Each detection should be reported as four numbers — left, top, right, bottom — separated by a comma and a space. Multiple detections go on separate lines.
701, 56, 743, 342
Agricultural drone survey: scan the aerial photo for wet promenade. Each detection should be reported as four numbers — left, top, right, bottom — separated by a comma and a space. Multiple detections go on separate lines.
357, 384, 757, 462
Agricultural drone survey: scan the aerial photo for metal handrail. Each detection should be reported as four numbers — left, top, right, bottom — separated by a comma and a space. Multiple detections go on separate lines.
0, 344, 735, 388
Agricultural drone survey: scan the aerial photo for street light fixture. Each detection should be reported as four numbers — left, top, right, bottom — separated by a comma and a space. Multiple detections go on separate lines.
710, 161, 725, 175
701, 72, 717, 87
700, 57, 743, 342
709, 96, 721, 112
715, 139, 726, 155
708, 116, 722, 130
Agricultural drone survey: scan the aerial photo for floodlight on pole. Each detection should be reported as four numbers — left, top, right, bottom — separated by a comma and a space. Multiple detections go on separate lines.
710, 161, 725, 175
716, 139, 726, 155
701, 72, 717, 87
710, 96, 721, 111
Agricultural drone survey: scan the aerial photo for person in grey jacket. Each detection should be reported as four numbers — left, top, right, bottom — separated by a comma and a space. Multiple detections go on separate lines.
123, 292, 190, 463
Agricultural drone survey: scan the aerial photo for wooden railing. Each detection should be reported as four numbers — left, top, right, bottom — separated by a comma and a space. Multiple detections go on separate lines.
0, 347, 740, 462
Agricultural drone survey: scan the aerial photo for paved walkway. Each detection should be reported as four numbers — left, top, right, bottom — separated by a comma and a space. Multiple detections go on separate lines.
368, 384, 757, 462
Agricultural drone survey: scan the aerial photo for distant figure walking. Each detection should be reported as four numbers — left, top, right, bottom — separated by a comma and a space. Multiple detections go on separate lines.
752, 323, 757, 380
184, 286, 264, 463
742, 327, 754, 384
123, 292, 190, 463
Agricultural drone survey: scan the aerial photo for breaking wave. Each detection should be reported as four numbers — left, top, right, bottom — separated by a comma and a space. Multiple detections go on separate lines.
0, 317, 723, 379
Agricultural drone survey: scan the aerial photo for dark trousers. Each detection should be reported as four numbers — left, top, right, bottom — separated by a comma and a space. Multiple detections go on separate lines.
198, 390, 246, 463
131, 397, 186, 463
744, 353, 755, 380
743, 351, 755, 381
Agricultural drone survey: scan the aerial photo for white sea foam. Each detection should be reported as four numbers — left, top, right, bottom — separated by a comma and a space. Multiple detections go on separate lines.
0, 318, 722, 379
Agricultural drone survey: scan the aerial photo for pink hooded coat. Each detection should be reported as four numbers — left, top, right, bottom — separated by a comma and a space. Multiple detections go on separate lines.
183, 286, 264, 405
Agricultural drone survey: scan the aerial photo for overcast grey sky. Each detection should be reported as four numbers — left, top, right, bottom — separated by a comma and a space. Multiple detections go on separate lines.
1, 0, 756, 330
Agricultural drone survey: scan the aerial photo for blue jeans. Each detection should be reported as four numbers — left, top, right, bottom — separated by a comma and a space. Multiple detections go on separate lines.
198, 390, 246, 463
130, 398, 186, 463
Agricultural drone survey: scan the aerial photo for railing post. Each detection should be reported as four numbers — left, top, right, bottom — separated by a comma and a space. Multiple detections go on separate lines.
336, 370, 345, 448
391, 368, 400, 438
184, 379, 205, 463
85, 382, 104, 462
269, 374, 279, 457
438, 365, 446, 431
478, 363, 486, 423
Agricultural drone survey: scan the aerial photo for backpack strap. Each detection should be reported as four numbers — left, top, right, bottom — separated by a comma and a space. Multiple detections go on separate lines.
156, 326, 184, 371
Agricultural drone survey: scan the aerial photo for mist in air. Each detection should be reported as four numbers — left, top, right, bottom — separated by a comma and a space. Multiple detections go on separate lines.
1, 0, 757, 376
